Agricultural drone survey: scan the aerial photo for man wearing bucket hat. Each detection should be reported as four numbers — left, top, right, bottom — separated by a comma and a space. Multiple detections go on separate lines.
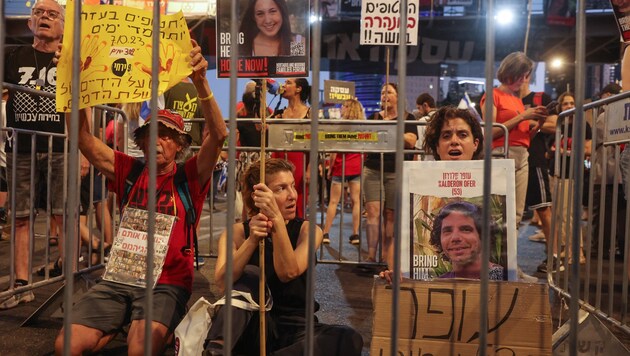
54, 39, 227, 355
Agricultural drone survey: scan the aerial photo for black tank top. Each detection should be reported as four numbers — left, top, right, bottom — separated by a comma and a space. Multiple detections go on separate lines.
243, 218, 319, 315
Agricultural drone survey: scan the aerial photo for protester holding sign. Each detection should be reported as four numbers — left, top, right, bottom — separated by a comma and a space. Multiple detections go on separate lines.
54, 40, 227, 355
381, 106, 489, 283
205, 158, 363, 355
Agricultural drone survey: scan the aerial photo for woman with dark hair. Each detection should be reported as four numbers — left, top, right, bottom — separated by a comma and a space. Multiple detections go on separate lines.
422, 106, 483, 161
363, 83, 417, 266
272, 78, 311, 218
205, 158, 363, 355
239, 0, 305, 57
429, 201, 504, 280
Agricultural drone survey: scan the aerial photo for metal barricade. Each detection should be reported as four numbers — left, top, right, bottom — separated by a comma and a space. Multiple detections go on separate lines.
548, 91, 630, 341
0, 83, 125, 302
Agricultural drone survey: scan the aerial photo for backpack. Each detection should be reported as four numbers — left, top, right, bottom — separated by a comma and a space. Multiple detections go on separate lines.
121, 160, 201, 270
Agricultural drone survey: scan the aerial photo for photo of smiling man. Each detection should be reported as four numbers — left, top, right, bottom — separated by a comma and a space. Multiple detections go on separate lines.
430, 201, 505, 280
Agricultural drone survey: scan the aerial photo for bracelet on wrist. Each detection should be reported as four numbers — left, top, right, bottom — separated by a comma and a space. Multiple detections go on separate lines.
198, 92, 214, 101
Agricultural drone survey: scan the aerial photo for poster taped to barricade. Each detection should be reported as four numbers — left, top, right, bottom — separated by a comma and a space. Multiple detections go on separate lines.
611, 1, 630, 42
360, 0, 420, 45
603, 97, 630, 143
323, 80, 355, 104
401, 160, 518, 281
56, 0, 193, 112
215, 0, 309, 78
103, 207, 174, 288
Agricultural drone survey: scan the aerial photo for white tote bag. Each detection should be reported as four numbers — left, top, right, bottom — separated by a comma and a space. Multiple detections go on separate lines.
173, 290, 272, 355
174, 297, 215, 356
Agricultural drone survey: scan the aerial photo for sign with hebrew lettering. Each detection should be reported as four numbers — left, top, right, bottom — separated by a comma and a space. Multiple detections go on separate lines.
360, 0, 419, 46
215, 0, 310, 78
401, 160, 518, 281
103, 207, 174, 288
56, 0, 193, 112
371, 279, 552, 355
323, 80, 355, 104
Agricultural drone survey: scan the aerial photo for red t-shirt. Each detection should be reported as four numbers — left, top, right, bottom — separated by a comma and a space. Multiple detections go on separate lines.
108, 151, 209, 292
331, 153, 363, 177
482, 88, 530, 149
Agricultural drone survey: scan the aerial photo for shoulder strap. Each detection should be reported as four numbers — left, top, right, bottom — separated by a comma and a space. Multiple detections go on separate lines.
175, 163, 200, 270
121, 160, 145, 210
533, 92, 543, 107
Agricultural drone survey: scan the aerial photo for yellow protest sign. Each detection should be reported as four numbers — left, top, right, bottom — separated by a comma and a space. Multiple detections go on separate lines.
57, 0, 193, 112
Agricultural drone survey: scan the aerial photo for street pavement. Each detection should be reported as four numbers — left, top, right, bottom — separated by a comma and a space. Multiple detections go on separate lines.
1, 196, 626, 355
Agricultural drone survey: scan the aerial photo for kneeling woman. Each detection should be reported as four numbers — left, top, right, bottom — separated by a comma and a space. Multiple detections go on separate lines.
205, 158, 363, 355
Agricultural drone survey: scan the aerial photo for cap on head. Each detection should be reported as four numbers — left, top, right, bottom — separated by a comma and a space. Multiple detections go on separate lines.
134, 109, 192, 144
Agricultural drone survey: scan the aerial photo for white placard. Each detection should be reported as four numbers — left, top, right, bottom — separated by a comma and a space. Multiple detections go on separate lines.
603, 98, 630, 144
360, 0, 419, 46
401, 160, 518, 281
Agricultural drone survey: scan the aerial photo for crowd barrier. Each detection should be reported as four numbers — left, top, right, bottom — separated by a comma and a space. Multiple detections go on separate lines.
548, 90, 630, 341
0, 83, 125, 304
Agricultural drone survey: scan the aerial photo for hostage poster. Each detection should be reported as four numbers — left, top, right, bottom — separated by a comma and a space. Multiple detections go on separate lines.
401, 160, 518, 281
216, 0, 310, 78
103, 207, 175, 288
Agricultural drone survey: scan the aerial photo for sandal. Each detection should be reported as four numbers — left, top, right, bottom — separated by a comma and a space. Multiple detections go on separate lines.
48, 236, 59, 246
37, 259, 62, 277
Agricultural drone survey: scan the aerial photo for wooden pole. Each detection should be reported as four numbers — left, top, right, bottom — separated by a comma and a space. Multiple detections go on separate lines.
385, 47, 390, 117
259, 81, 267, 356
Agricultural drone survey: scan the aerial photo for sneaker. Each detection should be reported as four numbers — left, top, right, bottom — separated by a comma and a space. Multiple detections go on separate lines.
349, 234, 360, 245
528, 231, 546, 243
196, 257, 206, 267
517, 267, 539, 283
537, 257, 565, 273
322, 233, 330, 245
0, 285, 35, 310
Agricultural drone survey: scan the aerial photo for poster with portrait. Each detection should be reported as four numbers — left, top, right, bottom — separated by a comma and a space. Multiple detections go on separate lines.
611, 0, 630, 42
216, 0, 310, 78
401, 160, 518, 281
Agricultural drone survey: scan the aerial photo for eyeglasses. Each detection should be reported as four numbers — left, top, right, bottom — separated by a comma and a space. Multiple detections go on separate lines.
32, 8, 62, 20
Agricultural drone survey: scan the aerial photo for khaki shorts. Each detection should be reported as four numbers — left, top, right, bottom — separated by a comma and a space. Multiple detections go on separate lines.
362, 167, 397, 210
6, 152, 66, 217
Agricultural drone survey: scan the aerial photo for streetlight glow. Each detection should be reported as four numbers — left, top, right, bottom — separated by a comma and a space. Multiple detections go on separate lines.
550, 58, 563, 69
495, 9, 514, 26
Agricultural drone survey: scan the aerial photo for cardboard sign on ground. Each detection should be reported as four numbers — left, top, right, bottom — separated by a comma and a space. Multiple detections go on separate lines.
371, 279, 552, 355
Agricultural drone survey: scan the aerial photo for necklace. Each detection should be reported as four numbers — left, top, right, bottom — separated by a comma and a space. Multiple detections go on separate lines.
33, 48, 54, 91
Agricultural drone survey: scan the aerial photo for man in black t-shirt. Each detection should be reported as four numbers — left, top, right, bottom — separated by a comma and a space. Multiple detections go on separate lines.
1, 0, 66, 310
